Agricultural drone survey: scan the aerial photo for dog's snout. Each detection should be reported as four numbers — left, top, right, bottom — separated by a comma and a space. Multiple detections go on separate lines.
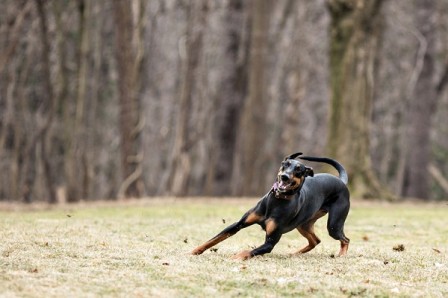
281, 174, 289, 182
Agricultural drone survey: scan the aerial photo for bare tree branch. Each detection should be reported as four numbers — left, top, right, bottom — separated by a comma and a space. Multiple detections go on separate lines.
436, 57, 448, 94
0, 1, 32, 74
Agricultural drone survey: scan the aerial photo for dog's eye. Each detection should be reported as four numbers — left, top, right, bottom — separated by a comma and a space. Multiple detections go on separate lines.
282, 161, 291, 168
294, 170, 305, 177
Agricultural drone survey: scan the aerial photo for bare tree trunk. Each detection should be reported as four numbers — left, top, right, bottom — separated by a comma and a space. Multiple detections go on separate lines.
202, 0, 247, 196
0, 1, 32, 75
75, 0, 90, 200
437, 58, 448, 95
59, 0, 91, 202
169, 1, 207, 196
113, 0, 145, 198
402, 0, 438, 200
231, 0, 269, 196
14, 35, 36, 203
52, 0, 70, 203
84, 1, 103, 200
35, 0, 57, 203
327, 0, 392, 199
0, 2, 32, 183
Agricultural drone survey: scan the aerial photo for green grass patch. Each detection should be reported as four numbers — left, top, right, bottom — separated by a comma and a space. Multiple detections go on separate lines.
0, 199, 447, 297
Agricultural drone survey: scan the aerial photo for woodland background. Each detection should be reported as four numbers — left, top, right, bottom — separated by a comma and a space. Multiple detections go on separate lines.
0, 0, 447, 203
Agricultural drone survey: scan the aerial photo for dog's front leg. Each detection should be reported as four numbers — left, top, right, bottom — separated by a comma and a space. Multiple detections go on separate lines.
233, 232, 282, 260
233, 218, 282, 260
191, 210, 262, 255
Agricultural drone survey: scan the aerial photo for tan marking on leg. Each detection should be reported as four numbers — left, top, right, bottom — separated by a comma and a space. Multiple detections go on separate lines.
311, 209, 327, 221
245, 212, 262, 224
338, 241, 349, 256
265, 218, 277, 235
292, 226, 320, 254
292, 210, 327, 255
191, 233, 231, 255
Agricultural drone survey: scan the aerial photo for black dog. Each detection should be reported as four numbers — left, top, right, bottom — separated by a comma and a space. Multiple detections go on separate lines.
191, 152, 350, 260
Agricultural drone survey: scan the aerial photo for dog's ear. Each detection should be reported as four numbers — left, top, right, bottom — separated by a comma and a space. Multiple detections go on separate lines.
305, 166, 314, 177
284, 152, 303, 161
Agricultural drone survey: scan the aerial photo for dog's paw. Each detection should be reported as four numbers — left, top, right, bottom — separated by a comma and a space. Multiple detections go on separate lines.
231, 250, 253, 261
191, 247, 204, 255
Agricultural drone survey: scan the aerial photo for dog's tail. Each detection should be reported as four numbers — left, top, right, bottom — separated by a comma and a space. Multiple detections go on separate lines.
299, 156, 348, 185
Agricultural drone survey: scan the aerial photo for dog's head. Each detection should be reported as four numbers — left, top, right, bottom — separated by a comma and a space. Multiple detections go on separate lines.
276, 152, 314, 193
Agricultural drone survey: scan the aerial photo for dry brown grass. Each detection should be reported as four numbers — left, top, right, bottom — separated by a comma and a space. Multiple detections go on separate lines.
0, 198, 447, 297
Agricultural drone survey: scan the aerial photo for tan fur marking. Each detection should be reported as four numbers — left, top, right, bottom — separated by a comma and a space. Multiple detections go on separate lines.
265, 218, 277, 235
292, 210, 327, 255
293, 177, 305, 188
191, 233, 231, 255
338, 241, 349, 256
293, 176, 303, 186
232, 250, 253, 260
245, 212, 262, 224
294, 227, 320, 254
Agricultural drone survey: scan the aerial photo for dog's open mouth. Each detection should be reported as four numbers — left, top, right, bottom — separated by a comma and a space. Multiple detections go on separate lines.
277, 178, 296, 192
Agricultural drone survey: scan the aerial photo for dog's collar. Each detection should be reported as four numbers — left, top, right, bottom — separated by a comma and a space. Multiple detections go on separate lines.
272, 182, 300, 200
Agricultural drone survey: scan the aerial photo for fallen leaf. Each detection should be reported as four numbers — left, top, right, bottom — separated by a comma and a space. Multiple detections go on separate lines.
210, 248, 218, 252
393, 244, 405, 252
222, 219, 226, 224
432, 248, 441, 254
362, 235, 369, 241
162, 262, 169, 266
183, 238, 188, 244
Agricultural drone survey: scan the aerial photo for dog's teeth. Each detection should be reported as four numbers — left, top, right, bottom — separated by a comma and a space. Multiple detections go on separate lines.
279, 181, 289, 189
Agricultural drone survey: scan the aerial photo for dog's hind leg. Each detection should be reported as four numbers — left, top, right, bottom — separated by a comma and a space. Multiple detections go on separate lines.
327, 193, 350, 256
292, 210, 327, 255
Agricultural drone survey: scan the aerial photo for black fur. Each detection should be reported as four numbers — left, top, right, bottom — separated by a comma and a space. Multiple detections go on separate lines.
191, 153, 350, 260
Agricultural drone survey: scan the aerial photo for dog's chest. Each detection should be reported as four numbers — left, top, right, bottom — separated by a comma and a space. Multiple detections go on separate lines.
258, 199, 302, 233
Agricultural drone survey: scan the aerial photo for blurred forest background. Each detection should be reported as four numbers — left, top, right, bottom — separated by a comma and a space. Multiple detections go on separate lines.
0, 0, 447, 203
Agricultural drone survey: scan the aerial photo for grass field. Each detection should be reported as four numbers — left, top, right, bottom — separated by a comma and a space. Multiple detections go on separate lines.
0, 198, 447, 297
